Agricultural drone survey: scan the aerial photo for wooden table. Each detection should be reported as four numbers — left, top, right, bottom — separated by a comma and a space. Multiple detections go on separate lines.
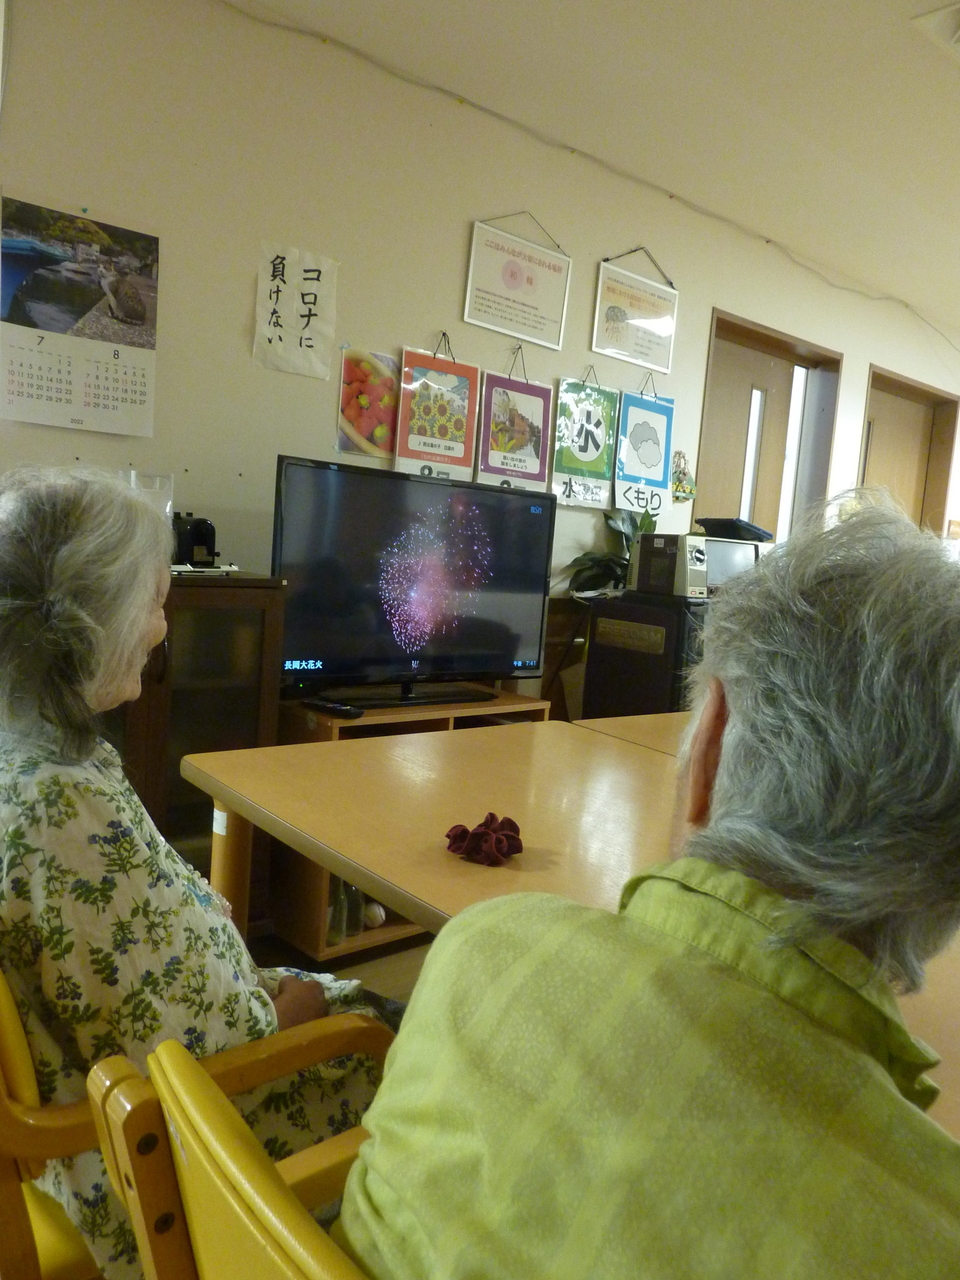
575, 711, 691, 757
182, 720, 678, 938
183, 717, 960, 1140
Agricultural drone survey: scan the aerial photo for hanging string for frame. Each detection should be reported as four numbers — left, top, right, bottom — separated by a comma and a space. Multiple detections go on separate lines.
506, 343, 528, 381
580, 363, 601, 387
603, 244, 675, 290
480, 211, 566, 256
433, 331, 457, 362
637, 370, 660, 400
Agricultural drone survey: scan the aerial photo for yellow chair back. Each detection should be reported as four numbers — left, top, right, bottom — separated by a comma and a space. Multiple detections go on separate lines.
89, 1012, 392, 1280
0, 966, 101, 1280
0, 961, 41, 1107
155, 1038, 367, 1279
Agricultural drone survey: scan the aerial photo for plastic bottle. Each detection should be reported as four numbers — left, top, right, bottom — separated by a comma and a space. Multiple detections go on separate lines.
326, 876, 347, 946
344, 882, 365, 936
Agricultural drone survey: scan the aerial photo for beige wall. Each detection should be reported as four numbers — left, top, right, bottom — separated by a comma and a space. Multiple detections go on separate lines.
2, 0, 960, 578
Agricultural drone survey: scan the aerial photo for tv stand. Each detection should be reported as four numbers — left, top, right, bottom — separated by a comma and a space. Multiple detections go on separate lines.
312, 681, 498, 712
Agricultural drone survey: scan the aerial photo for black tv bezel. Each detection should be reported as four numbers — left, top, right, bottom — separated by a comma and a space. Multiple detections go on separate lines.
270, 455, 557, 694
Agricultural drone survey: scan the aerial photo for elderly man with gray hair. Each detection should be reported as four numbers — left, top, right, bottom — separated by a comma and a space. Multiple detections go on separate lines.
335, 497, 960, 1280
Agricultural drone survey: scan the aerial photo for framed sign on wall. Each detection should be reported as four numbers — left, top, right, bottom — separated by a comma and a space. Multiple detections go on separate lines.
464, 221, 571, 350
592, 261, 678, 373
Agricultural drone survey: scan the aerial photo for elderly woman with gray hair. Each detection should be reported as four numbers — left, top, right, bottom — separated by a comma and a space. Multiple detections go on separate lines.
0, 467, 382, 1280
335, 497, 960, 1280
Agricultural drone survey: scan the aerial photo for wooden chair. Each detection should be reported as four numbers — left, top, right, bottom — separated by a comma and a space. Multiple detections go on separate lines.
88, 1014, 393, 1280
0, 967, 102, 1280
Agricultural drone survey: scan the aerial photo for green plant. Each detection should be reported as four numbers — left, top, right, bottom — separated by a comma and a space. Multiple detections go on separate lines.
567, 508, 657, 592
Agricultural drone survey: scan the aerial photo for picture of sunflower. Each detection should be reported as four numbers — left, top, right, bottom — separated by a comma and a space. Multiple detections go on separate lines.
396, 348, 480, 476
408, 366, 468, 442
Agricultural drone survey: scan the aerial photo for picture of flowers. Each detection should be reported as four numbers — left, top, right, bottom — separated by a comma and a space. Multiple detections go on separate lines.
476, 372, 552, 491
337, 348, 399, 460
409, 372, 467, 445
395, 348, 479, 481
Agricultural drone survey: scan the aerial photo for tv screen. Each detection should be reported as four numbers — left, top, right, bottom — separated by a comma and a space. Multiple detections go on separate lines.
272, 457, 557, 692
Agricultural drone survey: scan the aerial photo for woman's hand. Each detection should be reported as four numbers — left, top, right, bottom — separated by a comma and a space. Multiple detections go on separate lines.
270, 975, 330, 1031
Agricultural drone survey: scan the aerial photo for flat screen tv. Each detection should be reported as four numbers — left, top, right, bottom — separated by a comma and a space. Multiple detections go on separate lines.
271, 456, 557, 705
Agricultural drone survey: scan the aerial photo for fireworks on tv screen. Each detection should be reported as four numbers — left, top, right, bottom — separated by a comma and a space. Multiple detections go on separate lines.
272, 457, 557, 687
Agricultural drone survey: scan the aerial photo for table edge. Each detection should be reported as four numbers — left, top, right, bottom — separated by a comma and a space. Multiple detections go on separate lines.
180, 757, 449, 935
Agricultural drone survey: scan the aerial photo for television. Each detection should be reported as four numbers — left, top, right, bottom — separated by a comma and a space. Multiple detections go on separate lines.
271, 456, 557, 706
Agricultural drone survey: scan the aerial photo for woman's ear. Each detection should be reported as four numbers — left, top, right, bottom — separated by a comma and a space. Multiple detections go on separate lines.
685, 678, 728, 828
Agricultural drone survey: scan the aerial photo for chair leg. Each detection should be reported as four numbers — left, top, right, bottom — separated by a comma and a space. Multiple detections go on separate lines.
0, 1156, 41, 1280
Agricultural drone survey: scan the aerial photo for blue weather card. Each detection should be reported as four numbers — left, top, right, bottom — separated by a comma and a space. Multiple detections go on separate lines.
615, 391, 673, 510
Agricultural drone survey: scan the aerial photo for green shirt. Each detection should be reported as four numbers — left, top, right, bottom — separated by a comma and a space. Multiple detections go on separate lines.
338, 857, 960, 1278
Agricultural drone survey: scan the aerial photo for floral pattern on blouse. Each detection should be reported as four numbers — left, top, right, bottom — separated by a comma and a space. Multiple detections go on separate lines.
0, 734, 380, 1280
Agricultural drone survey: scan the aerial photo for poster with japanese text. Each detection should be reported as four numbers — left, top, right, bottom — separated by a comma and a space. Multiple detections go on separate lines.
615, 391, 673, 512
476, 372, 552, 492
1, 196, 157, 436
254, 243, 336, 378
338, 348, 398, 462
395, 348, 479, 481
551, 379, 619, 509
464, 222, 571, 350
592, 262, 678, 373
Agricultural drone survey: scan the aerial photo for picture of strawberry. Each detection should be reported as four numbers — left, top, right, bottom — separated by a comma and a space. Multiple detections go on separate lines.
338, 348, 399, 457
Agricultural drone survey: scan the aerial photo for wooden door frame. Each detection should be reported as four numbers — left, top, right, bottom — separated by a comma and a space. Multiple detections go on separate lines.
863, 365, 959, 536
694, 309, 842, 532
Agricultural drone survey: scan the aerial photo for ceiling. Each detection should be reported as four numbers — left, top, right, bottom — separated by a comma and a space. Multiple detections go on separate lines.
225, 0, 960, 339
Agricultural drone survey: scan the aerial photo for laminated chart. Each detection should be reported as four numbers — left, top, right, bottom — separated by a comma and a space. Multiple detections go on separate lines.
395, 348, 479, 482
551, 379, 620, 509
615, 390, 673, 513
476, 371, 552, 492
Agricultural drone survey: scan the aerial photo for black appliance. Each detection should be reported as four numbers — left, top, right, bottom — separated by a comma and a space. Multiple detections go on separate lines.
173, 512, 217, 567
695, 516, 772, 541
581, 592, 708, 718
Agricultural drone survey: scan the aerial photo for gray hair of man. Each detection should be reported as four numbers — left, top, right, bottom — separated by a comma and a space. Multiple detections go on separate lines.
0, 466, 172, 762
684, 493, 960, 993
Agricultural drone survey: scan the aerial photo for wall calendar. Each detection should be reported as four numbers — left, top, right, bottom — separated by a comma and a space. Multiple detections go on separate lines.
1, 197, 158, 437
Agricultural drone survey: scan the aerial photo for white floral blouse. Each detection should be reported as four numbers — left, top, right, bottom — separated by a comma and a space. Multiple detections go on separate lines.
0, 733, 380, 1280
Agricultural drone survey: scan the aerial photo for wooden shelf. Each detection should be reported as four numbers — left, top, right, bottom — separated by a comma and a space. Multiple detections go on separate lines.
279, 686, 550, 744
102, 575, 285, 933
272, 685, 550, 962
313, 921, 427, 962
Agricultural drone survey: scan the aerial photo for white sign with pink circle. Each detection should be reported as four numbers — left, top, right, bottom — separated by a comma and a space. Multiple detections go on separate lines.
463, 221, 571, 350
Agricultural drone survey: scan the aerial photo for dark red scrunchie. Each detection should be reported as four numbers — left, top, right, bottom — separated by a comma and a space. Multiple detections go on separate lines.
445, 812, 522, 866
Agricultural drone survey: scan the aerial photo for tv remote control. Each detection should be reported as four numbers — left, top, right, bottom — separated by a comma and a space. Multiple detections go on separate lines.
302, 698, 364, 719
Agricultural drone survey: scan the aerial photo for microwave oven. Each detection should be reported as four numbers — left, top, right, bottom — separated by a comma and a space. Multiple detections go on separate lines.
627, 533, 765, 598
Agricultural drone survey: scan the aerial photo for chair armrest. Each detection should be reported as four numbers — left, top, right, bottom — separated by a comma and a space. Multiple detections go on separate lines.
89, 1013, 393, 1204
276, 1125, 370, 1209
0, 1090, 97, 1163
199, 1013, 394, 1098
5, 1014, 391, 1184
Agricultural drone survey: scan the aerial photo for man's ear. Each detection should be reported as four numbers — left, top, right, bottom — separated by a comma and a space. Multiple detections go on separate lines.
685, 678, 728, 828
